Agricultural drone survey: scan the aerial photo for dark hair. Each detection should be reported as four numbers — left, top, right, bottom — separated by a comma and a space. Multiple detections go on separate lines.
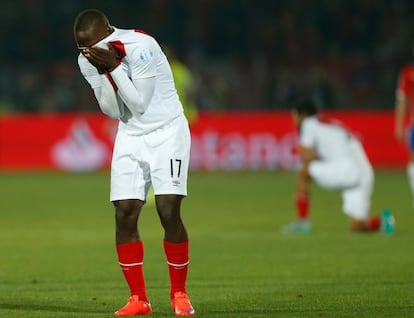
74, 9, 110, 33
292, 98, 319, 116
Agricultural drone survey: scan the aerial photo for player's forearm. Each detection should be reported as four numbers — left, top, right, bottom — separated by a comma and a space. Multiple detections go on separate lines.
395, 99, 406, 127
94, 74, 125, 118
299, 146, 317, 163
109, 66, 153, 114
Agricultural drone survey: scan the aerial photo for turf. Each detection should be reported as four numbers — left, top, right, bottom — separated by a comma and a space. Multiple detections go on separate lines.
0, 170, 413, 317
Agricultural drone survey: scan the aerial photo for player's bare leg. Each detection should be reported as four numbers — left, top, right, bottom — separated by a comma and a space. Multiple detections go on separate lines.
282, 166, 311, 234
115, 199, 144, 243
156, 195, 195, 316
296, 164, 311, 199
407, 152, 414, 205
114, 199, 152, 316
155, 195, 188, 243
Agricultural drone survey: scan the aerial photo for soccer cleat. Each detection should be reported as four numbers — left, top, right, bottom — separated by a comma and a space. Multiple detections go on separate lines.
114, 295, 153, 316
281, 219, 311, 234
171, 292, 195, 316
381, 209, 395, 235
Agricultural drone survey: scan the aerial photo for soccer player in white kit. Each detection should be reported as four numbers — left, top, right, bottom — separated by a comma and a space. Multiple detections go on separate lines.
283, 99, 394, 234
74, 9, 195, 316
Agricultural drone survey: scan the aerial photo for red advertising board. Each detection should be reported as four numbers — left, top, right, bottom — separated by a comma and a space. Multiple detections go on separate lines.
0, 111, 408, 171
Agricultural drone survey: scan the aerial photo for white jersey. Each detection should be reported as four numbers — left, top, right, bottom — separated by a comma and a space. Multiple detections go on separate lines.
300, 115, 355, 161
300, 115, 374, 220
78, 27, 183, 135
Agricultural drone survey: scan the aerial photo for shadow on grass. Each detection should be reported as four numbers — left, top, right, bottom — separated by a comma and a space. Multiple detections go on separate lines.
0, 302, 109, 314
0, 303, 177, 317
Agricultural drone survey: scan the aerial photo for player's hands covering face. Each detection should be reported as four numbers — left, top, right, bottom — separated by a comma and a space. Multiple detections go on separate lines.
82, 44, 119, 73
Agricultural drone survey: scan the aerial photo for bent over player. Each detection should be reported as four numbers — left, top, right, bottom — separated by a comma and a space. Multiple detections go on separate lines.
74, 9, 195, 316
283, 99, 394, 234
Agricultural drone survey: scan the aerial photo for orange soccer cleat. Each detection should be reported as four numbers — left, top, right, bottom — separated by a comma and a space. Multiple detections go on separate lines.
114, 295, 153, 316
171, 292, 195, 316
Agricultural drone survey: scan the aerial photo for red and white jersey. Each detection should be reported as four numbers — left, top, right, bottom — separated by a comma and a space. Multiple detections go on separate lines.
396, 63, 414, 124
300, 115, 359, 162
78, 27, 183, 135
302, 116, 373, 219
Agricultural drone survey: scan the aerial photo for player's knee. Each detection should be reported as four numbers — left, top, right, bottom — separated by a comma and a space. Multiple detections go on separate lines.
158, 206, 180, 225
156, 195, 183, 225
113, 199, 143, 218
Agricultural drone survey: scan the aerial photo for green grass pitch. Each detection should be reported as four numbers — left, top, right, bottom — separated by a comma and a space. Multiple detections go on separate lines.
0, 170, 413, 317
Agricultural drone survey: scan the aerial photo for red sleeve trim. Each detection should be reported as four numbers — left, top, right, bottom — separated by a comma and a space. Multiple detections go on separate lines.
134, 29, 148, 35
104, 70, 118, 92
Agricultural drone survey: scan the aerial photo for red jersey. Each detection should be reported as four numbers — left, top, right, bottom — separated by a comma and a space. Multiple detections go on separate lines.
396, 63, 414, 124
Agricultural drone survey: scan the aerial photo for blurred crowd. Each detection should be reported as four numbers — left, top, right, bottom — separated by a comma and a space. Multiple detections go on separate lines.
1, 0, 414, 113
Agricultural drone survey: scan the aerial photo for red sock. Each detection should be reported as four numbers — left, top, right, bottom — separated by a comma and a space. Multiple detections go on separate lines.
164, 240, 189, 299
116, 241, 148, 302
295, 195, 310, 220
368, 216, 381, 231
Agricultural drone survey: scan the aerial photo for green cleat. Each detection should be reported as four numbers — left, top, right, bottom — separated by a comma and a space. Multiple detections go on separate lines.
381, 209, 395, 235
281, 219, 311, 234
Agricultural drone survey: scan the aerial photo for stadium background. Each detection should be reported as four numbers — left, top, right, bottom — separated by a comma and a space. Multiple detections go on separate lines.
0, 0, 413, 170
1, 3, 414, 317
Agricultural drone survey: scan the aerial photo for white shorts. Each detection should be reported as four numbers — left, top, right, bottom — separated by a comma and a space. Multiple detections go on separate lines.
110, 115, 191, 201
309, 139, 374, 220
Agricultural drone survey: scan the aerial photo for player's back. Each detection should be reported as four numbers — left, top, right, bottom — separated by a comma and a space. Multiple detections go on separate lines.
301, 116, 356, 161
